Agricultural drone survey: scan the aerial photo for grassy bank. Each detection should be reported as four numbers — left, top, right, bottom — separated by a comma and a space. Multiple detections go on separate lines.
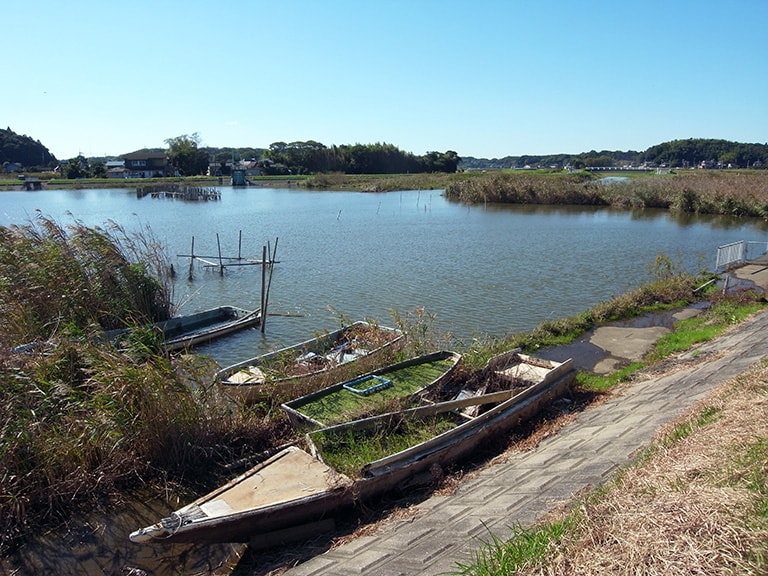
1, 215, 765, 559
5, 169, 768, 218
450, 294, 768, 576
452, 358, 768, 575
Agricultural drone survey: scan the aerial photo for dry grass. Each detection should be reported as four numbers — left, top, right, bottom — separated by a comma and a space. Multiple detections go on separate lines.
530, 362, 768, 575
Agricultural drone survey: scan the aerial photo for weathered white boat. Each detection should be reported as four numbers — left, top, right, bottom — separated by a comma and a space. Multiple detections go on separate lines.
216, 321, 405, 403
281, 350, 462, 428
129, 350, 574, 547
129, 445, 354, 546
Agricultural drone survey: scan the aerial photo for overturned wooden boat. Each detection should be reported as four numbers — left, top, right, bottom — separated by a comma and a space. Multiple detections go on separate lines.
282, 350, 462, 429
129, 350, 574, 547
108, 306, 261, 352
216, 321, 405, 403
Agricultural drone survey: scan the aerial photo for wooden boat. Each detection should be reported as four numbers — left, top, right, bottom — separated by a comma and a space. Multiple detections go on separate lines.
161, 306, 261, 351
129, 445, 355, 546
108, 306, 261, 352
316, 350, 575, 501
129, 350, 574, 547
216, 321, 405, 403
281, 350, 463, 429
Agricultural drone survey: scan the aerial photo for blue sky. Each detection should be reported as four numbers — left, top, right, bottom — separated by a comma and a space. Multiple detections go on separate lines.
4, 0, 766, 161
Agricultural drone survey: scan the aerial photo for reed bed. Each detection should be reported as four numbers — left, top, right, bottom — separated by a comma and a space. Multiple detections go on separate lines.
444, 170, 768, 217
0, 218, 284, 554
0, 215, 174, 345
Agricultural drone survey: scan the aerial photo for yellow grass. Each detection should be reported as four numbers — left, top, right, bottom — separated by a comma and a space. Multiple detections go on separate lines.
530, 361, 768, 575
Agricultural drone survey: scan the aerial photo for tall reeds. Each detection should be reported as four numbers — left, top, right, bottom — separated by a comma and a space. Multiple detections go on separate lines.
0, 217, 280, 553
0, 215, 174, 346
444, 170, 768, 217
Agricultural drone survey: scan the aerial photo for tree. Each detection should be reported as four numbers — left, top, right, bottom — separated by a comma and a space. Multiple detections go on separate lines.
64, 155, 89, 179
164, 133, 209, 176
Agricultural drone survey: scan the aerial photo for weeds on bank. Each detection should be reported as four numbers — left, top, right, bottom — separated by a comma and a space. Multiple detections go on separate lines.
451, 362, 768, 576
462, 272, 705, 371
450, 519, 576, 576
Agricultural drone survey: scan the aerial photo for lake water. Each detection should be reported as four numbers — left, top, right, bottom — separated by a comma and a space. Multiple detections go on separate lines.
2, 185, 767, 575
2, 185, 766, 368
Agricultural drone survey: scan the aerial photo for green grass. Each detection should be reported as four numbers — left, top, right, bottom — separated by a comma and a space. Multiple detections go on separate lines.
292, 357, 456, 426
449, 519, 576, 576
577, 299, 767, 394
309, 414, 458, 477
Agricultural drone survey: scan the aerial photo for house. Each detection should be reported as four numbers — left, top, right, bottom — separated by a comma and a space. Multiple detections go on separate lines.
4, 162, 23, 173
121, 151, 169, 178
106, 160, 127, 179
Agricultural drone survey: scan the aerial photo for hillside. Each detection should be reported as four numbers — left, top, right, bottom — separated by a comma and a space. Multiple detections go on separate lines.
0, 128, 57, 170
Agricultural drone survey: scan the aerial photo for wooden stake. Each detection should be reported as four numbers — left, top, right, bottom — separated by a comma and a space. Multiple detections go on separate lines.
217, 233, 224, 276
187, 236, 195, 281
260, 245, 267, 333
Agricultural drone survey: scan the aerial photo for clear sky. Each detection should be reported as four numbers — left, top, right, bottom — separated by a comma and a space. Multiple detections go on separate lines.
4, 0, 766, 161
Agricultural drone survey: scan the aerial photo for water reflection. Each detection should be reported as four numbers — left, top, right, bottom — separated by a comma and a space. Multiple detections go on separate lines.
1, 490, 243, 576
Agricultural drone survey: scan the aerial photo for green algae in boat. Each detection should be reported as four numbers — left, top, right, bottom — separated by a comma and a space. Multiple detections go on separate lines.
129, 351, 573, 547
282, 350, 462, 429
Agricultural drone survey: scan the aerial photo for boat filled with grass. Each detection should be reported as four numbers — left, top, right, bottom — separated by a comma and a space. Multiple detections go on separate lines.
130, 350, 574, 546
281, 350, 462, 428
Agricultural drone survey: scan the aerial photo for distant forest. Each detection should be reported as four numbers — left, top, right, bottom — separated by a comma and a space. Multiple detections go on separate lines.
253, 141, 460, 175
2, 127, 767, 175
461, 139, 768, 171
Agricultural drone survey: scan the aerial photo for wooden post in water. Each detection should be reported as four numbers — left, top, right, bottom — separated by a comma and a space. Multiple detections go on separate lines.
216, 233, 224, 276
238, 230, 243, 260
260, 245, 267, 333
187, 237, 195, 280
271, 237, 279, 267
264, 241, 276, 324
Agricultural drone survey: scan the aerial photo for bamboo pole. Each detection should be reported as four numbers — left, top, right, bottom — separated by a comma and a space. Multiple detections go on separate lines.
187, 236, 195, 280
216, 233, 224, 276
260, 245, 267, 333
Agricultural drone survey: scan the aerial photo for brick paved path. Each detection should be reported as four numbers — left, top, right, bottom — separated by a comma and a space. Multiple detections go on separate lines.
281, 311, 768, 575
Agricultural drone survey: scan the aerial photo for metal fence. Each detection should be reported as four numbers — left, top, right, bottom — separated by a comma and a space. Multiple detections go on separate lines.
716, 241, 768, 272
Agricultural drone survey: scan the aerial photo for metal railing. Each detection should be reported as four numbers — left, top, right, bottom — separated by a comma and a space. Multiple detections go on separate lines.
716, 241, 768, 272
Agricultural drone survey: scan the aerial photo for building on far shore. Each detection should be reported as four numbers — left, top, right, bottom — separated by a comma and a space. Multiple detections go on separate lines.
121, 151, 170, 178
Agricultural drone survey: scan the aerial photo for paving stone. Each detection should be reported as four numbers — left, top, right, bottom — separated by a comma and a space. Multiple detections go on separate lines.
277, 311, 768, 576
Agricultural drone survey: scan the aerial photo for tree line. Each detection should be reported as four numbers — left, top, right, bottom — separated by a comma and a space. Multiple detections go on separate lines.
639, 139, 767, 168
4, 129, 767, 177
461, 139, 768, 171
257, 141, 460, 175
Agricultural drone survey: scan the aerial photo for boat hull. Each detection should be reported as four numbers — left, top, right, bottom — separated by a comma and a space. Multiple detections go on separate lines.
129, 446, 353, 545
217, 321, 405, 404
107, 306, 261, 352
282, 350, 463, 428
131, 351, 574, 547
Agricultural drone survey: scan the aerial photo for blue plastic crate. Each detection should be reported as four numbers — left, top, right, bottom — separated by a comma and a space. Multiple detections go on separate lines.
343, 375, 393, 396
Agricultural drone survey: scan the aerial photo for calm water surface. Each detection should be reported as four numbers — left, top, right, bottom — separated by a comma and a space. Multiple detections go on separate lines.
2, 186, 766, 367
1, 186, 766, 575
